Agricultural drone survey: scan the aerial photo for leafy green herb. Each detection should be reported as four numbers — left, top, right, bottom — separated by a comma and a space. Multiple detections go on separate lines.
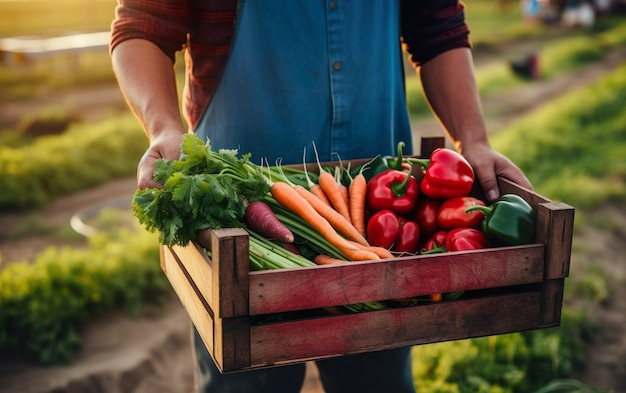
132, 135, 269, 247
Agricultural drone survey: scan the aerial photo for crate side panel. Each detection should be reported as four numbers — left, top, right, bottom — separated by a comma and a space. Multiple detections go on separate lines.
249, 290, 544, 367
249, 245, 544, 314
212, 228, 250, 318
420, 136, 445, 156
537, 203, 574, 279
498, 177, 550, 207
171, 243, 214, 309
161, 246, 216, 359
213, 317, 251, 373
541, 279, 565, 325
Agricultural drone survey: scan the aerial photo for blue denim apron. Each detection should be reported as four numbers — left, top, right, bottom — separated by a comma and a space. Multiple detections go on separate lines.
194, 0, 412, 165
193, 1, 415, 392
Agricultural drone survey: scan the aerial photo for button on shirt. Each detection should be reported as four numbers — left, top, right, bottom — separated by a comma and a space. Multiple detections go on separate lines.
197, 0, 413, 164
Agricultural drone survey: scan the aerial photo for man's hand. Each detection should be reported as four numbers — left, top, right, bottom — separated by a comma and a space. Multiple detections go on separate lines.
137, 132, 186, 190
461, 142, 533, 202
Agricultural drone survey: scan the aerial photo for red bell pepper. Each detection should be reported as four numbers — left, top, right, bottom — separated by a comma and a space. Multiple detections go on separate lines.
409, 197, 441, 240
437, 196, 486, 230
395, 217, 421, 254
421, 230, 448, 254
366, 169, 419, 215
366, 209, 421, 254
412, 148, 475, 200
445, 227, 490, 251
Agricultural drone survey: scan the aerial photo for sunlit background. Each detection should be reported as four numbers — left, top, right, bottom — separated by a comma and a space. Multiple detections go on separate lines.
1, 1, 625, 392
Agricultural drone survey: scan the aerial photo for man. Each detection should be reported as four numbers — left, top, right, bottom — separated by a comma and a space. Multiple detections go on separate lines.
110, 1, 532, 392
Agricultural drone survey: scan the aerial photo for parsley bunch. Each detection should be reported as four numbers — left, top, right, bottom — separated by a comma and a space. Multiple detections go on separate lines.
132, 134, 270, 247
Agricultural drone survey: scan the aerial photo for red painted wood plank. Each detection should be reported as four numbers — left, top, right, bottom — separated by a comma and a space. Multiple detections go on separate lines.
248, 290, 548, 368
248, 245, 544, 314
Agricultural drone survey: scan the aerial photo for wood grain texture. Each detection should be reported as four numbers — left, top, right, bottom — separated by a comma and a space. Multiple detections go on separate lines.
248, 290, 551, 368
161, 246, 215, 360
248, 245, 544, 314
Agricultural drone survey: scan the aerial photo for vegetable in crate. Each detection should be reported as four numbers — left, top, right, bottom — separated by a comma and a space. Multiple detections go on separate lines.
409, 197, 441, 240
244, 201, 294, 243
366, 169, 419, 215
132, 134, 269, 247
436, 196, 485, 230
466, 194, 536, 246
411, 148, 475, 200
366, 209, 420, 253
422, 230, 448, 254
384, 141, 412, 172
445, 227, 490, 251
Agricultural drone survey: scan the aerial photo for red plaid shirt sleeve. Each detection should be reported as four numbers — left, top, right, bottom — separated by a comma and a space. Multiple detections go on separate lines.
400, 0, 471, 67
110, 0, 237, 128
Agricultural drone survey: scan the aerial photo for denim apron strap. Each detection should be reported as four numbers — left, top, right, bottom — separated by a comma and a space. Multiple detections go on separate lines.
194, 0, 412, 165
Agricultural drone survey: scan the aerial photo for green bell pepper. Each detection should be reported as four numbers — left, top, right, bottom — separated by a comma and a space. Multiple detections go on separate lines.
466, 194, 536, 246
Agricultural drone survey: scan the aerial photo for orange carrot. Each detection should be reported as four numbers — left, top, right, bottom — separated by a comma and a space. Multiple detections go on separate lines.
346, 239, 394, 259
319, 170, 351, 221
335, 165, 351, 215
294, 184, 369, 246
349, 164, 368, 238
270, 181, 378, 261
312, 143, 352, 222
302, 148, 332, 206
429, 293, 443, 302
314, 254, 347, 265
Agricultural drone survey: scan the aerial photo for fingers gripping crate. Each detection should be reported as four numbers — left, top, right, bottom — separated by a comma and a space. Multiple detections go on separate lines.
159, 137, 575, 373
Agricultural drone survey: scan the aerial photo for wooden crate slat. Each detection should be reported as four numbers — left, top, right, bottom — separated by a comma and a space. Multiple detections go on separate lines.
170, 242, 215, 311
537, 203, 574, 279
248, 245, 544, 315
420, 136, 445, 156
541, 279, 565, 325
213, 317, 251, 372
212, 228, 250, 318
161, 246, 216, 358
248, 290, 547, 368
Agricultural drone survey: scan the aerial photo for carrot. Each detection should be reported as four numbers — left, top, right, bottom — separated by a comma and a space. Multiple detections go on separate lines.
294, 184, 369, 246
312, 143, 351, 222
314, 254, 347, 265
302, 147, 331, 206
244, 200, 294, 243
270, 181, 379, 261
429, 293, 443, 302
335, 165, 351, 220
346, 239, 394, 259
349, 164, 368, 238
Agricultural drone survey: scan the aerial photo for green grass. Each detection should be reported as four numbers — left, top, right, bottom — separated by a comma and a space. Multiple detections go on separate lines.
463, 0, 550, 45
411, 308, 597, 393
491, 61, 626, 208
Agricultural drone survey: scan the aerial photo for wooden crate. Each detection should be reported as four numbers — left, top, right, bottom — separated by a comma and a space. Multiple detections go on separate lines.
159, 138, 575, 373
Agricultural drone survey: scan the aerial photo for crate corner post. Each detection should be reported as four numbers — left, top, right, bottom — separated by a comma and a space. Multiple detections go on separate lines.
211, 228, 252, 372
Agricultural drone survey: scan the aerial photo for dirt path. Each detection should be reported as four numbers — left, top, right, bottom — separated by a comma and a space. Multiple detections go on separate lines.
1, 45, 625, 392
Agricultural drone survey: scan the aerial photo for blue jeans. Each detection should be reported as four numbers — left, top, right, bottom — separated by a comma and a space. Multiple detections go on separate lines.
193, 328, 416, 393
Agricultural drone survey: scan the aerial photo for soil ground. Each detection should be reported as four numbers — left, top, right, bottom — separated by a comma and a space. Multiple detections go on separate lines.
1, 42, 625, 393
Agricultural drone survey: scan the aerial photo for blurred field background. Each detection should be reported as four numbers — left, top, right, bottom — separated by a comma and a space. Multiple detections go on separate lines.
1, 0, 626, 392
